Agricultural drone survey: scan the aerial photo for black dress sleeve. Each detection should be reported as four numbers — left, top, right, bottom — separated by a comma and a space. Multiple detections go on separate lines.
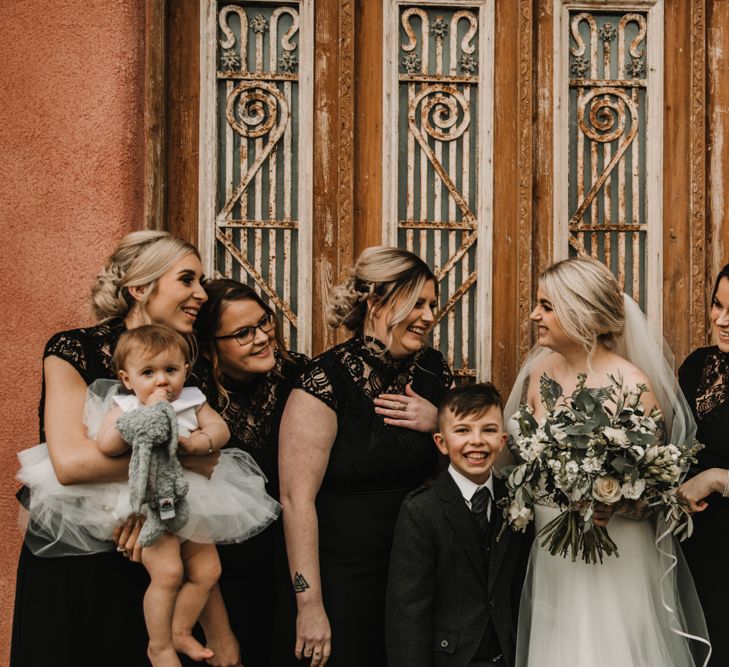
679, 347, 708, 417
43, 330, 90, 380
295, 358, 338, 412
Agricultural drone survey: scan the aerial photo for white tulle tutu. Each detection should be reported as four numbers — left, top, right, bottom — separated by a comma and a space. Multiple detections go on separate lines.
17, 382, 280, 557
516, 504, 710, 667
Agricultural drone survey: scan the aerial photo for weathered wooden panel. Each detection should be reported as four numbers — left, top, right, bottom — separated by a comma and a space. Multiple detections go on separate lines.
708, 0, 729, 302
663, 0, 703, 361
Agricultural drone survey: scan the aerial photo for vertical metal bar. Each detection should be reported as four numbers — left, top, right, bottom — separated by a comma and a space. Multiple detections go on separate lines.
226, 74, 235, 278
448, 230, 456, 368
576, 87, 584, 232
252, 26, 264, 296
284, 229, 291, 343
407, 81, 415, 252
632, 229, 639, 300
589, 20, 598, 228
632, 87, 640, 227
268, 16, 278, 304
419, 20, 429, 258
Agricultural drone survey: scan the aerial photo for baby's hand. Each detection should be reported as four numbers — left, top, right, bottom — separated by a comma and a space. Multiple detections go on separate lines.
146, 387, 171, 406
179, 430, 214, 455
178, 435, 194, 454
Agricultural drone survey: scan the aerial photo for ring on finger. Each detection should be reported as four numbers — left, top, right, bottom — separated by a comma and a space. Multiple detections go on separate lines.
399, 401, 407, 411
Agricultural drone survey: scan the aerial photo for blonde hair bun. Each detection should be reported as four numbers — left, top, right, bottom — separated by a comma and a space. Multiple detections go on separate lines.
327, 246, 435, 342
90, 231, 198, 321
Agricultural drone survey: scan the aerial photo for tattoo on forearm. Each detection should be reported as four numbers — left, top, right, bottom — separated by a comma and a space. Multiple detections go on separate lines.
293, 572, 310, 593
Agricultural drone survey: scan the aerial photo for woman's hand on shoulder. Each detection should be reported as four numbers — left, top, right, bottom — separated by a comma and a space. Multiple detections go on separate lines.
374, 384, 438, 432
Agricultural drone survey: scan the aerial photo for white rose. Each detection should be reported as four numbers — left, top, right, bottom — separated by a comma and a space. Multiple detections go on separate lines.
644, 445, 659, 463
565, 460, 579, 475
582, 456, 603, 473
603, 427, 630, 446
621, 478, 646, 500
630, 445, 645, 459
548, 459, 562, 473
508, 503, 534, 531
592, 475, 622, 504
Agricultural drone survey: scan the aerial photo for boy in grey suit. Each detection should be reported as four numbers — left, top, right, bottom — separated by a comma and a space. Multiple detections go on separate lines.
386, 384, 532, 667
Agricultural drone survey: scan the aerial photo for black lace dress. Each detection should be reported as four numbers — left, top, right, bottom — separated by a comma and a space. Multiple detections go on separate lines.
679, 346, 729, 666
11, 319, 151, 667
273, 337, 453, 667
193, 351, 308, 667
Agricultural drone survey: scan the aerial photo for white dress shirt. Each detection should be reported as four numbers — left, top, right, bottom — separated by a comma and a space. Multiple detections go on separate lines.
447, 464, 494, 519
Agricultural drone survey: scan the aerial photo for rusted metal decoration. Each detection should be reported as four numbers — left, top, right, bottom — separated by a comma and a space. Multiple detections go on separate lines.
567, 9, 650, 309
383, 2, 494, 382
199, 1, 313, 354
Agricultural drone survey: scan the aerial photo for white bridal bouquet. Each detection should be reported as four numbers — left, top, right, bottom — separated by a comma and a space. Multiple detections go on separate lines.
502, 374, 701, 564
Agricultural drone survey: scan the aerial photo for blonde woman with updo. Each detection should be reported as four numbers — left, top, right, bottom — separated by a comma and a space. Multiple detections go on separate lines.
505, 256, 710, 667
275, 247, 453, 667
11, 231, 223, 667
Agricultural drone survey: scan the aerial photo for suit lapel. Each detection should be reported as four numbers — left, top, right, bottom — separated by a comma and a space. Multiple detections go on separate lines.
488, 475, 512, 592
436, 473, 488, 587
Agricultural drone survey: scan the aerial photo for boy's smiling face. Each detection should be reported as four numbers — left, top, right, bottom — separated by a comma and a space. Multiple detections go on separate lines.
434, 405, 507, 485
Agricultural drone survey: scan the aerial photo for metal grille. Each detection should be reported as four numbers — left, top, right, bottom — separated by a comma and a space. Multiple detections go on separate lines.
568, 10, 648, 309
386, 2, 493, 381
203, 1, 311, 353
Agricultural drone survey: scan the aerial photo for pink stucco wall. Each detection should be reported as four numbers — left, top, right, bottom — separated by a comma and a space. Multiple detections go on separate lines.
0, 1, 145, 660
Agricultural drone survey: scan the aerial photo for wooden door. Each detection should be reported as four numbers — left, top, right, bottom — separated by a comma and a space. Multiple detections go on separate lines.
148, 0, 724, 386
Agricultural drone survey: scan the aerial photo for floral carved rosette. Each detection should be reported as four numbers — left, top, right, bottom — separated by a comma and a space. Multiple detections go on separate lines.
502, 374, 702, 564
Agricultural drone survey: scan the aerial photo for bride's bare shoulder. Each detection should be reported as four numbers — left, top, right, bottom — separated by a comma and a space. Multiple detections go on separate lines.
527, 350, 560, 382
603, 352, 651, 388
602, 352, 658, 410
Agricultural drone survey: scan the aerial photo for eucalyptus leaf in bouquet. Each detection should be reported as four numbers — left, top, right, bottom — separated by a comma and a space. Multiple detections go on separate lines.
501, 373, 702, 564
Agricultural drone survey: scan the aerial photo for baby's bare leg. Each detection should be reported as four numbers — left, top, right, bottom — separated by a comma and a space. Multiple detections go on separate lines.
199, 585, 241, 666
142, 532, 184, 667
172, 541, 221, 661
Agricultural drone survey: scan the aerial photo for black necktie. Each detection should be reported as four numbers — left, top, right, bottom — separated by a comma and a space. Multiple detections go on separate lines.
471, 486, 492, 542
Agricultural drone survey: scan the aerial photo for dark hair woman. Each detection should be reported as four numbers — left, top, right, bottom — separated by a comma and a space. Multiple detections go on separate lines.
193, 278, 309, 666
276, 246, 453, 667
677, 262, 729, 666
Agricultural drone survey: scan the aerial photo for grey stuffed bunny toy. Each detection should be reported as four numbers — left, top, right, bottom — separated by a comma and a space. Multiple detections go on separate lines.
116, 401, 190, 547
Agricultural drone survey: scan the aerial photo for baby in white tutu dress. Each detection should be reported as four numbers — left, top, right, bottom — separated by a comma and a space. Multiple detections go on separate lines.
18, 325, 280, 667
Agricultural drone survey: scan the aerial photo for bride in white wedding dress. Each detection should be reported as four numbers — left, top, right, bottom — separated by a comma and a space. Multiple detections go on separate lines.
505, 257, 711, 667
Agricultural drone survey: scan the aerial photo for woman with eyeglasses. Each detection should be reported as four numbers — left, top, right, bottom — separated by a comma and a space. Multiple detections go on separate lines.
193, 278, 309, 667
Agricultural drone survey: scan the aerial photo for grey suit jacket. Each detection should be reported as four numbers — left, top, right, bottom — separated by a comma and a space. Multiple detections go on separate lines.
385, 469, 533, 667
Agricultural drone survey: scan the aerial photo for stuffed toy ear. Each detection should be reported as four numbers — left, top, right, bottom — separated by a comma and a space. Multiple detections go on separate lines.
117, 410, 153, 514
158, 402, 179, 460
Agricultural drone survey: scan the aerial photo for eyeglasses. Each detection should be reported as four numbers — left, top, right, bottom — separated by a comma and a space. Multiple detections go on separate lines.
214, 312, 275, 347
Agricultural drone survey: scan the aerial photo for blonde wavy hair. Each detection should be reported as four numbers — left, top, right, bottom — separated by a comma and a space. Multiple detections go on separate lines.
539, 256, 624, 364
90, 231, 199, 321
327, 246, 436, 351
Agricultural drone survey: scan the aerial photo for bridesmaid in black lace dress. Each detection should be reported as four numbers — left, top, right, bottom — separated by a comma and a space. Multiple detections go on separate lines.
194, 279, 308, 666
678, 263, 729, 666
11, 231, 216, 667
276, 247, 453, 667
